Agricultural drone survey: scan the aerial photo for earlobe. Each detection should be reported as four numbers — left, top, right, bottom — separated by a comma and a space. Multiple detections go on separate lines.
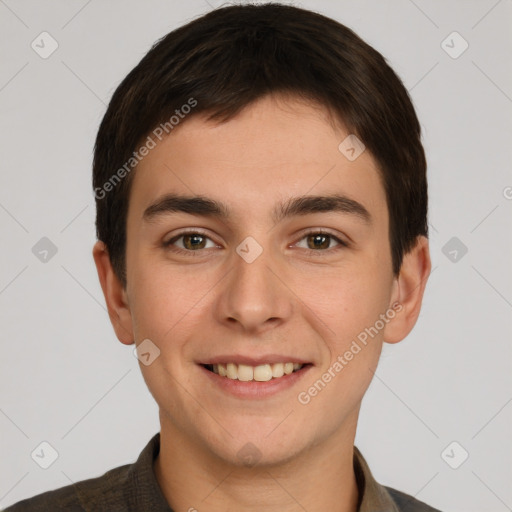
383, 236, 432, 344
92, 240, 134, 345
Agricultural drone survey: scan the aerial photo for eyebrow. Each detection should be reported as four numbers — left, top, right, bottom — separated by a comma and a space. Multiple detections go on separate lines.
142, 193, 372, 226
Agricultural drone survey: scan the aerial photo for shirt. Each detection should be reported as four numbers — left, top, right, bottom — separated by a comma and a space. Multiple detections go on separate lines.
3, 432, 441, 511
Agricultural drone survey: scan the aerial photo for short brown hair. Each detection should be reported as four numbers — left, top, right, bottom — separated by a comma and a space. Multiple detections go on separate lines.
93, 2, 428, 288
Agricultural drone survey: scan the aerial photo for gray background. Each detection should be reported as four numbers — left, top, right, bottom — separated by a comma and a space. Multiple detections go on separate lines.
1, 1, 511, 511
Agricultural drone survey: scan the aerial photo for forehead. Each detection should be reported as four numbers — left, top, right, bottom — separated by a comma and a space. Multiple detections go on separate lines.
127, 94, 387, 227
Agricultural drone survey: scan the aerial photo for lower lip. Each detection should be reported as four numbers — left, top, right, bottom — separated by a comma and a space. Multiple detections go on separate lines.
199, 364, 312, 399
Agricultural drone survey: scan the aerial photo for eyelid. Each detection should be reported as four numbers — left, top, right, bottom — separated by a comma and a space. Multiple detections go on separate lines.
164, 227, 349, 255
293, 228, 349, 250
164, 228, 218, 247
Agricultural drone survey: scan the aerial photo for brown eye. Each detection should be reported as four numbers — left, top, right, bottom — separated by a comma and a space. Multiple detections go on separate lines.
307, 233, 331, 250
181, 233, 207, 250
295, 230, 347, 253
164, 231, 216, 253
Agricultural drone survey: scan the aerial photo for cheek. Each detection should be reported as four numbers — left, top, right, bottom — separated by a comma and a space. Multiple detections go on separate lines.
127, 262, 181, 340
300, 265, 391, 341
128, 257, 216, 345
296, 270, 390, 412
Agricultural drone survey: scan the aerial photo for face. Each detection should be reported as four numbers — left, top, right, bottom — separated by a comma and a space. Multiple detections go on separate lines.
99, 94, 419, 466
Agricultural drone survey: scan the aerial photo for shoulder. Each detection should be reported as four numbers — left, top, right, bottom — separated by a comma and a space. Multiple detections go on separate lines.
385, 485, 443, 512
3, 433, 169, 512
352, 445, 442, 512
3, 462, 132, 512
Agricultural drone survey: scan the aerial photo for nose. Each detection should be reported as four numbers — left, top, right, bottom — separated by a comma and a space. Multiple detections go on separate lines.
215, 240, 293, 334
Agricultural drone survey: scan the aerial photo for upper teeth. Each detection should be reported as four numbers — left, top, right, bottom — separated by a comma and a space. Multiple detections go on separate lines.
212, 362, 303, 381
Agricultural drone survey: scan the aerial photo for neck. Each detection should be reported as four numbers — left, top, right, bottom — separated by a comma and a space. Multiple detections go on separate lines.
154, 415, 360, 512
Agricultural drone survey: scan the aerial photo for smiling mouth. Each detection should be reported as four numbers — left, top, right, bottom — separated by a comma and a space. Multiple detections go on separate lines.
202, 362, 307, 382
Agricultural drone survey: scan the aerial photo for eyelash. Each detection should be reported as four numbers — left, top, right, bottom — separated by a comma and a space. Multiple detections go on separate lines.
163, 229, 348, 257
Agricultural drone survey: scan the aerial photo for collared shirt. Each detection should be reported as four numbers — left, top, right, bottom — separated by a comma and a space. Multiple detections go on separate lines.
3, 432, 441, 511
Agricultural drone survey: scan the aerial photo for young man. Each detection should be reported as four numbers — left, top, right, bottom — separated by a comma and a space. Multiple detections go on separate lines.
5, 3, 439, 511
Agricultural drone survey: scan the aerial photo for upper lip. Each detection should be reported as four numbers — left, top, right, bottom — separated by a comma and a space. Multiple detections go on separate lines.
198, 354, 311, 366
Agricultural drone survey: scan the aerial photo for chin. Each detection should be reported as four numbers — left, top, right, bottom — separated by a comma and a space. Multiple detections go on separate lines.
204, 425, 309, 469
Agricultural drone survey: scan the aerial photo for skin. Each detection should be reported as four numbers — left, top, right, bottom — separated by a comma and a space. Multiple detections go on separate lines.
93, 93, 431, 512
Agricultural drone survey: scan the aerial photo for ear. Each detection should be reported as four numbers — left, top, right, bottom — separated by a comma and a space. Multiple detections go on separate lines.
383, 236, 431, 344
92, 240, 134, 345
